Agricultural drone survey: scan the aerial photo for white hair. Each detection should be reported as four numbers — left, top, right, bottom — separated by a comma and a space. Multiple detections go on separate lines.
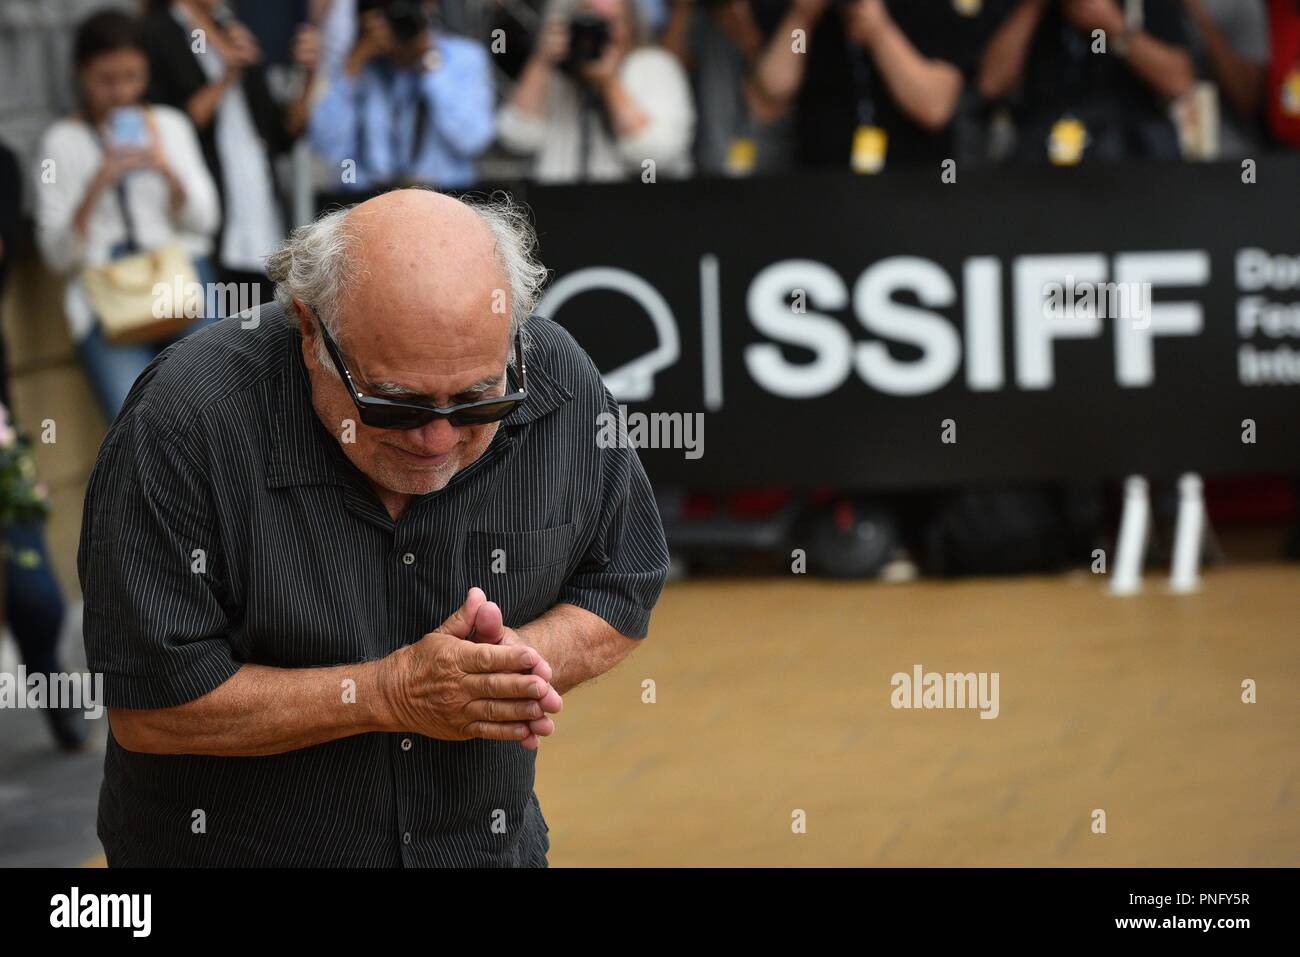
265, 191, 548, 369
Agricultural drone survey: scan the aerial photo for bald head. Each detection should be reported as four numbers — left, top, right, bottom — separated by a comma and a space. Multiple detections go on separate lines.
268, 189, 547, 363
338, 189, 509, 350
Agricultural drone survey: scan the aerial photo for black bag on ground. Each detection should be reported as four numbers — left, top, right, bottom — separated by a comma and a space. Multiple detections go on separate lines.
922, 487, 1070, 577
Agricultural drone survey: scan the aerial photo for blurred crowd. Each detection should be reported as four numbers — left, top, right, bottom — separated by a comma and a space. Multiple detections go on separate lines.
1, 0, 1295, 420
304, 0, 1300, 180
240, 0, 1300, 181
0, 0, 1293, 391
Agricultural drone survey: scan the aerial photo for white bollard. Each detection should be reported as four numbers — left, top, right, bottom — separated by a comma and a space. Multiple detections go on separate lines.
1110, 475, 1150, 596
1168, 472, 1206, 593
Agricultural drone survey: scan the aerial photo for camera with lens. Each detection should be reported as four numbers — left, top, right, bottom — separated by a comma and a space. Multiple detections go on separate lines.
384, 0, 431, 43
559, 11, 610, 76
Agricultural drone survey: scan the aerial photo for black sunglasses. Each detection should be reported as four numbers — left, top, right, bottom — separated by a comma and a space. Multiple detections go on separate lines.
305, 303, 528, 430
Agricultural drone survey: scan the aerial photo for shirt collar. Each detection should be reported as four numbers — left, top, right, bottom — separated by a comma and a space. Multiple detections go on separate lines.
268, 312, 574, 490
501, 327, 574, 427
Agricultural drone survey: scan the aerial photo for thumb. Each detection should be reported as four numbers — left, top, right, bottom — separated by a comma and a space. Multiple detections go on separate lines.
438, 587, 486, 639
469, 599, 505, 644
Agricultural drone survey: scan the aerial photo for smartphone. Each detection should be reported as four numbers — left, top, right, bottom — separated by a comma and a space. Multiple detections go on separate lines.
106, 107, 149, 151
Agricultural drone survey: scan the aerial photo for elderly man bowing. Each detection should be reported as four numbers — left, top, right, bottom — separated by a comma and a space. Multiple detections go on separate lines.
79, 189, 669, 867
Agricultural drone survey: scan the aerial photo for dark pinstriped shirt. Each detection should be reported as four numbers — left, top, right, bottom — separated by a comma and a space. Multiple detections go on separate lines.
78, 303, 670, 867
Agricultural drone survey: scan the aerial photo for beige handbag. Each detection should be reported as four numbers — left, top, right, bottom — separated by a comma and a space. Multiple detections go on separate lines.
81, 243, 200, 344
81, 110, 202, 344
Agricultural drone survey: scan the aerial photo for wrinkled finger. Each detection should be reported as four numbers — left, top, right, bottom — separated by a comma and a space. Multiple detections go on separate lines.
465, 698, 544, 723
464, 672, 549, 700
464, 720, 531, 741
528, 716, 556, 737
458, 640, 537, 675
527, 654, 553, 684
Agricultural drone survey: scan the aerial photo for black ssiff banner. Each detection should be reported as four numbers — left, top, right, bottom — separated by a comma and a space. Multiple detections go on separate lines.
506, 160, 1300, 491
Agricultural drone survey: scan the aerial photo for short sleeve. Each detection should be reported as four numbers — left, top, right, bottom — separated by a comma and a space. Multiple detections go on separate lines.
155, 106, 221, 240
32, 124, 93, 276
614, 48, 696, 172
557, 389, 670, 639
496, 101, 549, 155
78, 408, 240, 709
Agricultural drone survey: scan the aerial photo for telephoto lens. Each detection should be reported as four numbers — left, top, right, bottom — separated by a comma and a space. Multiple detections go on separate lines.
561, 10, 610, 75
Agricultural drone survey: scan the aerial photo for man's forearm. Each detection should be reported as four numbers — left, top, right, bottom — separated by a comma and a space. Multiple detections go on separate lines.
865, 12, 963, 132
510, 55, 553, 117
109, 659, 394, 757
185, 76, 235, 131
108, 604, 632, 755
660, 0, 694, 68
978, 0, 1047, 101
1122, 30, 1195, 101
516, 603, 641, 696
755, 8, 820, 106
1185, 0, 1263, 118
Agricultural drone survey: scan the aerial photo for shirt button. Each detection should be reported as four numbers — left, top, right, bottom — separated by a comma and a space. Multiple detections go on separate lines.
403, 832, 412, 845
401, 737, 412, 751
401, 552, 416, 566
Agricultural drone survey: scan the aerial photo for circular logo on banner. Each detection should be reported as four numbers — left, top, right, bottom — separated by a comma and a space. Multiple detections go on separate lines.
953, 0, 982, 15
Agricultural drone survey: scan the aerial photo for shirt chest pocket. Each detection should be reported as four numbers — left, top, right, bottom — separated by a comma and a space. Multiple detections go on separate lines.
465, 523, 576, 626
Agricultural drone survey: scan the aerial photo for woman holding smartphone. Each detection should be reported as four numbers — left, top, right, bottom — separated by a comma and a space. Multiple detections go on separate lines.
33, 9, 221, 419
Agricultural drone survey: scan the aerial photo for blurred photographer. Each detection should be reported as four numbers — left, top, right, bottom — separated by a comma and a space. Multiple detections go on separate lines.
141, 0, 320, 299
977, 0, 1195, 164
309, 0, 494, 190
661, 0, 795, 176
32, 9, 221, 418
496, 0, 696, 182
751, 0, 1000, 173
486, 0, 674, 80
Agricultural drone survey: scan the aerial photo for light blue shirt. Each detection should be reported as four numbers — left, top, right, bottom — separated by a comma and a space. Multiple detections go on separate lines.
310, 33, 494, 191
